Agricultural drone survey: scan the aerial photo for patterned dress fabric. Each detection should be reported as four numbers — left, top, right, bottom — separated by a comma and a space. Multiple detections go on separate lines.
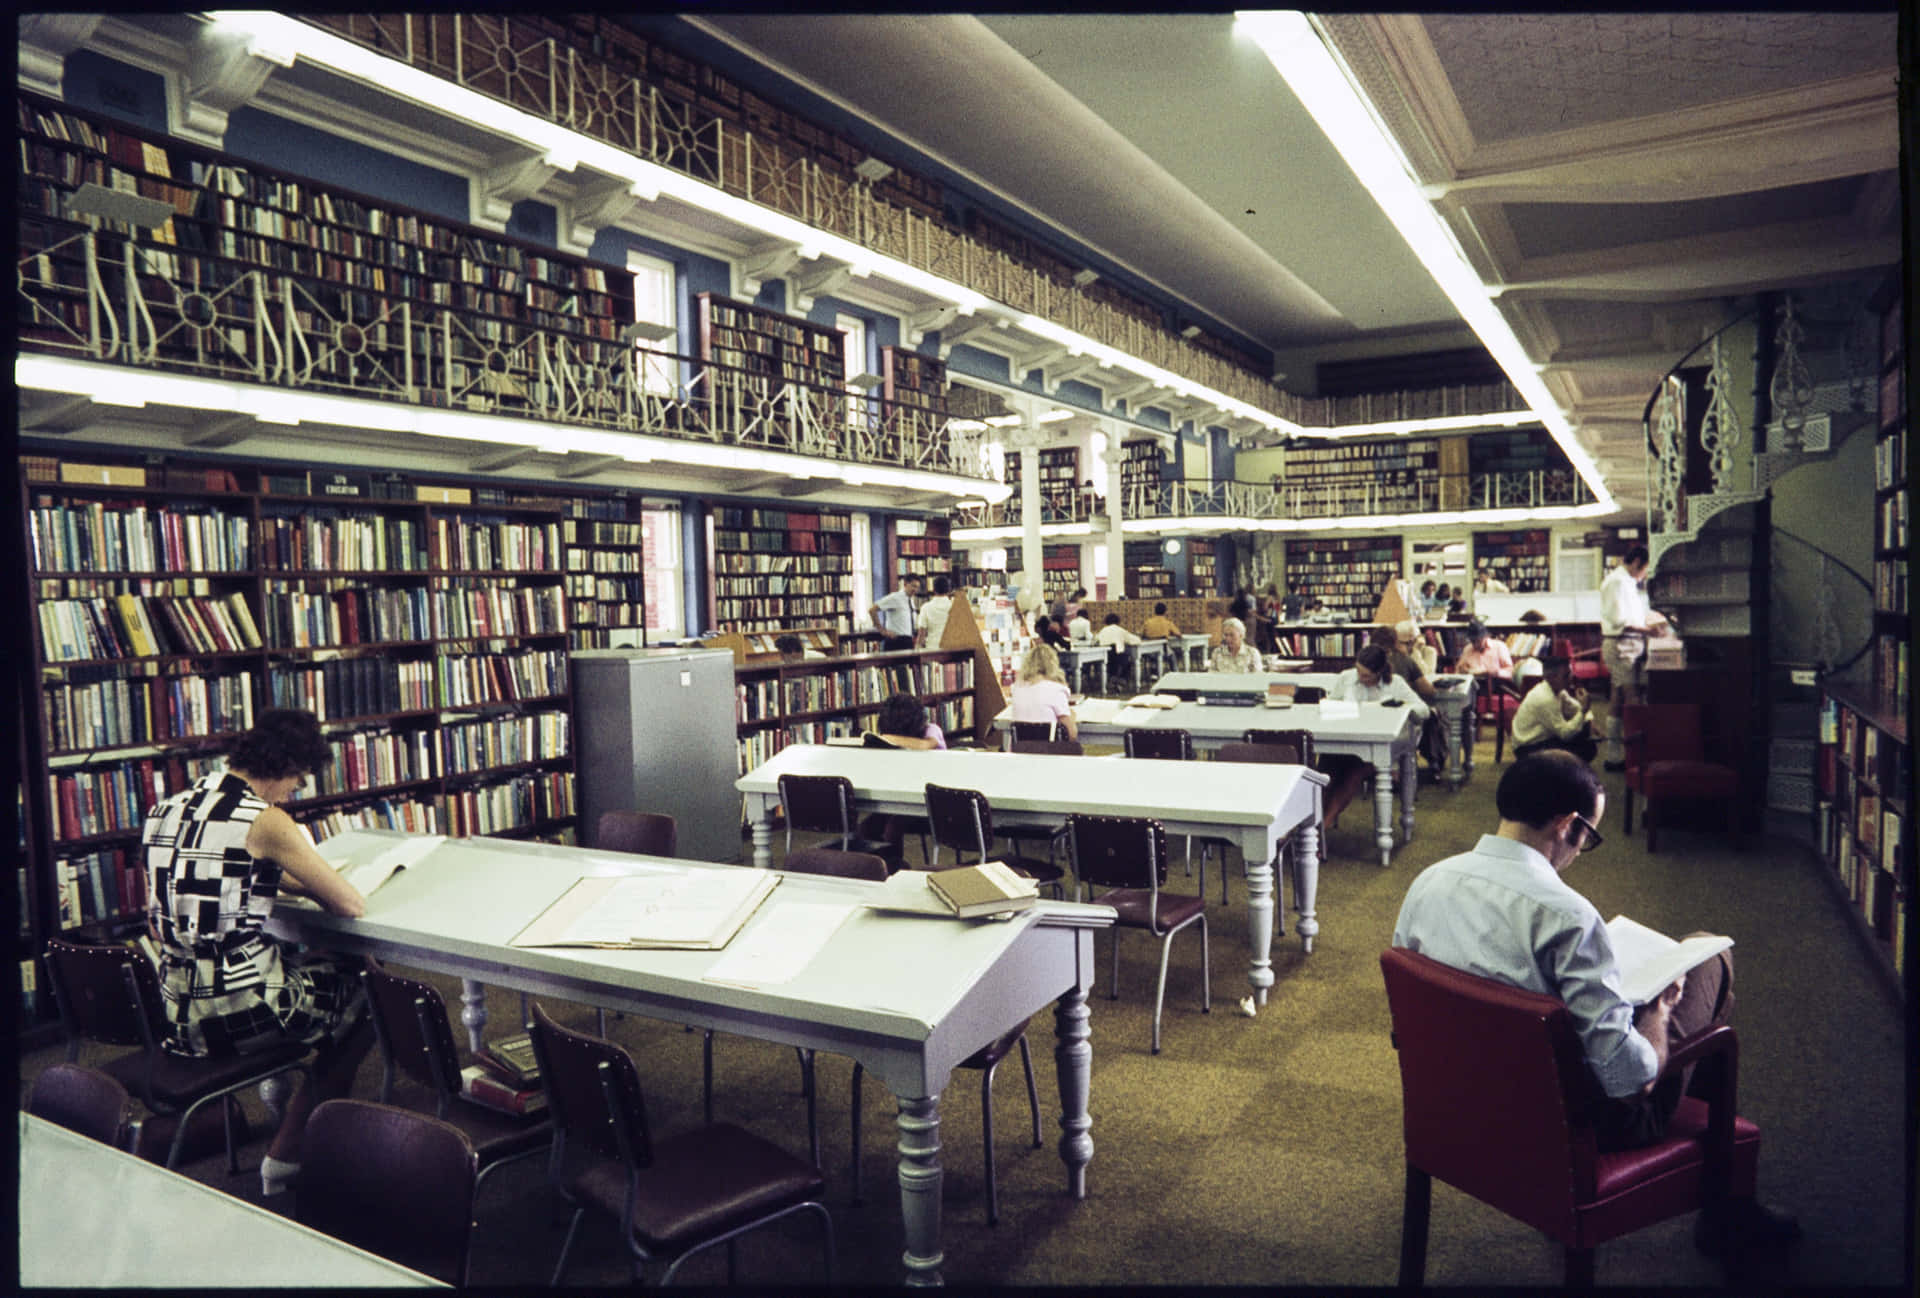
142, 770, 360, 1058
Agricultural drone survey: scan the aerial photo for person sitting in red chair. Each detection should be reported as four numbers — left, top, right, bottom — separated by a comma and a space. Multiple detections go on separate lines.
1391, 752, 1797, 1260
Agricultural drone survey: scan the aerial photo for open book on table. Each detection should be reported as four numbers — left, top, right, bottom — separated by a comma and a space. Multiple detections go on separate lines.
1605, 915, 1733, 1005
314, 829, 447, 897
509, 866, 779, 950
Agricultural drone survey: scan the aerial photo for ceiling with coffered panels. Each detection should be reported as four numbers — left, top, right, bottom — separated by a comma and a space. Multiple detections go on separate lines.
697, 10, 1901, 518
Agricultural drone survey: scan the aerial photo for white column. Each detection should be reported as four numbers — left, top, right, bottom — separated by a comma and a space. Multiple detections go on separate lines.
1104, 426, 1125, 603
1019, 415, 1043, 592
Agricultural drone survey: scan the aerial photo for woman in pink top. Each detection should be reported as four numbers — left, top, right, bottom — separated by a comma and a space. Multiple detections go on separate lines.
1009, 642, 1078, 739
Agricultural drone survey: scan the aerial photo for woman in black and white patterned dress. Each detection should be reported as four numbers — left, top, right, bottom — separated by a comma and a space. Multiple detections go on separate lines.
142, 708, 372, 1195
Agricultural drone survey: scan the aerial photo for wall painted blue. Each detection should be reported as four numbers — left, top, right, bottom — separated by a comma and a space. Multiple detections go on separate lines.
1211, 427, 1234, 483
61, 50, 167, 132
681, 506, 706, 637
586, 228, 731, 354
505, 199, 557, 247
224, 107, 470, 220
947, 344, 1013, 385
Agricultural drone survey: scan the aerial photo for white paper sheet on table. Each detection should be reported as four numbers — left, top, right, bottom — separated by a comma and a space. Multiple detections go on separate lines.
1072, 698, 1123, 724
703, 901, 857, 987
1317, 699, 1360, 719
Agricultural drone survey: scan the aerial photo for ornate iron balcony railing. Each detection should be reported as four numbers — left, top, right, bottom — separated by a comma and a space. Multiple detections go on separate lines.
18, 223, 992, 480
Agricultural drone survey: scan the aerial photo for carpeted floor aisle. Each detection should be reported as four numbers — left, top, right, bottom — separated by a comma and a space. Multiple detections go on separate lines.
18, 716, 1913, 1289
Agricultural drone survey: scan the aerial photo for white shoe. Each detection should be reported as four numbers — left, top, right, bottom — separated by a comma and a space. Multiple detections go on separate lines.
260, 1155, 302, 1196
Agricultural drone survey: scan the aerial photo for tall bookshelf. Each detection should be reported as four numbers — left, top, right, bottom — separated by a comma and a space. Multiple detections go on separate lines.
1042, 543, 1083, 604
709, 505, 854, 634
1187, 539, 1218, 595
561, 497, 648, 651
1814, 683, 1910, 995
18, 93, 634, 380
734, 648, 979, 771
880, 346, 950, 426
696, 292, 845, 389
892, 516, 952, 585
1121, 439, 1166, 510
1472, 528, 1552, 593
19, 451, 583, 1013
1282, 534, 1400, 622
1275, 439, 1441, 515
1124, 539, 1175, 599
1872, 280, 1908, 714
1039, 447, 1082, 521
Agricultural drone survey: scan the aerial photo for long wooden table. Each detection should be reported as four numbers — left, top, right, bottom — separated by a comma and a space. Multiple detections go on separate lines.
1153, 669, 1480, 790
736, 744, 1327, 992
19, 1111, 444, 1287
996, 694, 1417, 867
268, 831, 1112, 1287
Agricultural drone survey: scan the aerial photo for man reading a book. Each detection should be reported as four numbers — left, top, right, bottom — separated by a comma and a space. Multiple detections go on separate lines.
1392, 752, 1797, 1259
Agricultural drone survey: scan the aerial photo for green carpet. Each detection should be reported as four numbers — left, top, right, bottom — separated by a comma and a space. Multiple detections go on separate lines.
18, 723, 1912, 1288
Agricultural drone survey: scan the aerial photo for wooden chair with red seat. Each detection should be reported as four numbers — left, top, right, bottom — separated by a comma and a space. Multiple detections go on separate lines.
1620, 703, 1739, 852
1553, 634, 1609, 691
1471, 674, 1524, 765
1379, 948, 1759, 1287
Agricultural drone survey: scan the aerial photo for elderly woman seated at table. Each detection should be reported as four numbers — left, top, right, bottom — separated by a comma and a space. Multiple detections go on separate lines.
1209, 617, 1262, 673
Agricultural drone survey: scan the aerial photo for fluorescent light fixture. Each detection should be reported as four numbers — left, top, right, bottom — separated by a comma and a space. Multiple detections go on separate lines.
92, 391, 148, 409
953, 522, 1093, 542
1294, 409, 1538, 439
1179, 325, 1202, 340
1235, 10, 1612, 510
1072, 269, 1099, 287
847, 372, 884, 393
853, 157, 894, 183
65, 183, 175, 230
1037, 409, 1075, 423
983, 414, 1024, 428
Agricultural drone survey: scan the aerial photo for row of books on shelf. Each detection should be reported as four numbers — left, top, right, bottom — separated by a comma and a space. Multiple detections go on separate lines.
713, 552, 852, 575
566, 569, 645, 596
717, 596, 852, 621
48, 753, 216, 841
255, 515, 428, 573
703, 299, 838, 346
715, 529, 852, 555
712, 507, 850, 531
1873, 561, 1908, 615
738, 660, 976, 724
441, 771, 575, 838
52, 846, 146, 932
565, 519, 646, 546
38, 592, 262, 663
1284, 440, 1439, 469
439, 712, 571, 774
260, 582, 566, 648
1877, 493, 1907, 550
1875, 635, 1908, 712
715, 575, 853, 597
44, 669, 254, 755
895, 557, 954, 577
270, 657, 435, 721
1874, 429, 1904, 489
1820, 694, 1905, 779
436, 649, 570, 708
568, 548, 647, 574
29, 500, 252, 574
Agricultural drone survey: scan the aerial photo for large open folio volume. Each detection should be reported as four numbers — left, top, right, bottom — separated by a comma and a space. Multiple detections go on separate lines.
1605, 915, 1733, 1005
510, 868, 780, 949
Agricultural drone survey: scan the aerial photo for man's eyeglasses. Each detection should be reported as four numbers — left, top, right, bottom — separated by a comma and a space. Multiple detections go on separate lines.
1571, 813, 1604, 851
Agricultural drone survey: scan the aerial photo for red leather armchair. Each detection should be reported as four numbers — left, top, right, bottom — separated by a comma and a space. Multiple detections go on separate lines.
1471, 674, 1523, 765
1553, 634, 1609, 689
1621, 703, 1739, 852
1380, 948, 1759, 1287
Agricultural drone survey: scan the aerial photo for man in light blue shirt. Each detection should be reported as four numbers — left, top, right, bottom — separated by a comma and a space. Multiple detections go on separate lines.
868, 574, 921, 652
1392, 751, 1796, 1259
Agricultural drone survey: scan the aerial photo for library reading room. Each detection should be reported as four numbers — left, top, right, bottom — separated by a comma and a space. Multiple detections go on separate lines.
14, 11, 1914, 1291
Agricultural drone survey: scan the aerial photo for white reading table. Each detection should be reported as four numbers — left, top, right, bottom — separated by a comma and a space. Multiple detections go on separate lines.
1153, 669, 1480, 791
18, 1111, 444, 1287
994, 694, 1416, 867
737, 744, 1326, 991
1058, 643, 1108, 694
268, 832, 1111, 1287
1174, 631, 1212, 670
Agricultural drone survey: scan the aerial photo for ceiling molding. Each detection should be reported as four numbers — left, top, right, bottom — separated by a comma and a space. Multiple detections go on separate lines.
1314, 14, 1473, 186
1496, 220, 1900, 302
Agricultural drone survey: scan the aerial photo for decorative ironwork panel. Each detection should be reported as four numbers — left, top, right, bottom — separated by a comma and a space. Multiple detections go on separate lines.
454, 15, 559, 120
1700, 334, 1743, 493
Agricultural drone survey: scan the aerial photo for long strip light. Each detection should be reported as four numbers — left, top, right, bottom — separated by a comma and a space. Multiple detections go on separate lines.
17, 355, 1011, 501
1234, 11, 1613, 509
1290, 409, 1539, 439
956, 496, 1610, 543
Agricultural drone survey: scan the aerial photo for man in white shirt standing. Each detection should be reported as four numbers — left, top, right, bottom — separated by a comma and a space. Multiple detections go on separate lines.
869, 574, 922, 652
1599, 546, 1669, 768
1393, 752, 1796, 1262
915, 575, 954, 650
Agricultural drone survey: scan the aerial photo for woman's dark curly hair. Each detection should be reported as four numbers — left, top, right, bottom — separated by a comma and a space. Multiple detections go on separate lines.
876, 692, 927, 739
227, 709, 330, 779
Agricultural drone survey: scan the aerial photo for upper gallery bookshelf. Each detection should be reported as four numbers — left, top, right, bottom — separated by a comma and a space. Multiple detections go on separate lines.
708, 504, 854, 635
1002, 447, 1083, 522
1121, 439, 1166, 512
1274, 438, 1444, 516
880, 345, 951, 439
17, 92, 635, 391
695, 293, 846, 403
18, 451, 595, 1031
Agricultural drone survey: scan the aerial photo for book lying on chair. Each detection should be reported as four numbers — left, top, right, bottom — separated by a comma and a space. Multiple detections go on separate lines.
1605, 915, 1734, 1005
458, 1064, 546, 1117
474, 1032, 540, 1087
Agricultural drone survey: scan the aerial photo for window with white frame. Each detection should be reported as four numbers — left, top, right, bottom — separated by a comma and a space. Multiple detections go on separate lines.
850, 513, 874, 627
836, 312, 868, 432
628, 251, 677, 397
640, 499, 683, 639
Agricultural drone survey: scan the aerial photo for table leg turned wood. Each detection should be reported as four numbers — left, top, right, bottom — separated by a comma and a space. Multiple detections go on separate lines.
1372, 755, 1397, 866
1292, 822, 1322, 953
1054, 984, 1093, 1200
1242, 845, 1277, 1005
896, 1094, 945, 1286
